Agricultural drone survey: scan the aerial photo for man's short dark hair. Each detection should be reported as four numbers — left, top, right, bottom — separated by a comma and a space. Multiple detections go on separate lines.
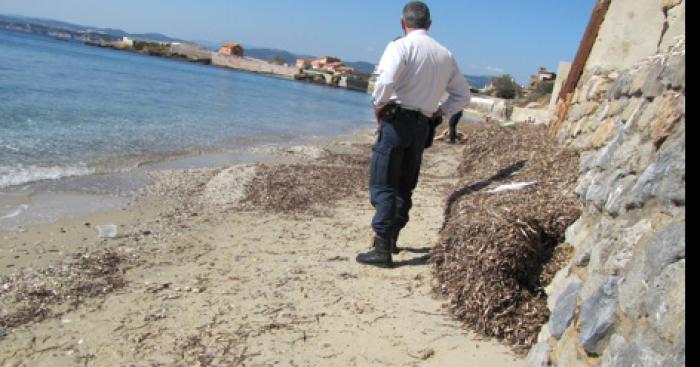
402, 2, 431, 29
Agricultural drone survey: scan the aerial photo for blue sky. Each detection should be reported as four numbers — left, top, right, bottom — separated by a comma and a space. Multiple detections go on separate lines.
1, 0, 595, 84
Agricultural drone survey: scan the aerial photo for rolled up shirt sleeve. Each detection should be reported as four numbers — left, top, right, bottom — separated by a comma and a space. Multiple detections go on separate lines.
372, 41, 404, 108
439, 58, 471, 117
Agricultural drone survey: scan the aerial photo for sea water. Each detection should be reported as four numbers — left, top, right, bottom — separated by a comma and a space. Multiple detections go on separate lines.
0, 29, 374, 190
0, 29, 376, 228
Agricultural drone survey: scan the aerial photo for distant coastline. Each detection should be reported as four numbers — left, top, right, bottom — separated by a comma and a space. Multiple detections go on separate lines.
0, 14, 495, 90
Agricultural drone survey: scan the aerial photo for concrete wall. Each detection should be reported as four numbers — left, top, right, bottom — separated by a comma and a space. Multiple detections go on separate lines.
466, 95, 509, 119
510, 106, 551, 124
549, 62, 572, 112
585, 0, 684, 71
169, 43, 212, 62
526, 4, 685, 363
212, 54, 299, 78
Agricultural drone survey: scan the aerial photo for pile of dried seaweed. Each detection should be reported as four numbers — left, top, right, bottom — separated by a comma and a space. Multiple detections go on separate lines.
241, 148, 370, 215
0, 250, 128, 328
432, 123, 580, 351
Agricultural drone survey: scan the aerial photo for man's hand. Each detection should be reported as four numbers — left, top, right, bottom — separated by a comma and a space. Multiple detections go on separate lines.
429, 108, 445, 128
374, 106, 383, 124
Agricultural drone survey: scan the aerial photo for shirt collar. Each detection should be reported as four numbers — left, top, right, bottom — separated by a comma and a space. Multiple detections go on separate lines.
406, 29, 429, 37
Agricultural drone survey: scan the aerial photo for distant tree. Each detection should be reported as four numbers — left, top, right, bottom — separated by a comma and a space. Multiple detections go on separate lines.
492, 74, 522, 99
269, 55, 286, 65
525, 81, 555, 103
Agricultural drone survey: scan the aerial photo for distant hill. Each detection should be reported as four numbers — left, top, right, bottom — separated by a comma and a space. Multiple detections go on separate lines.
0, 14, 190, 44
464, 75, 493, 90
243, 47, 315, 65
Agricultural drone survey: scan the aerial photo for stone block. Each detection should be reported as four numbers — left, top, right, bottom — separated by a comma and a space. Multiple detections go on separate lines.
643, 221, 685, 280
575, 250, 591, 268
626, 140, 685, 208
585, 170, 625, 211
578, 276, 619, 355
628, 96, 661, 133
618, 256, 647, 320
586, 77, 613, 102
650, 94, 684, 147
660, 0, 683, 11
568, 102, 599, 122
662, 328, 685, 367
603, 337, 664, 367
594, 129, 624, 170
591, 117, 621, 148
603, 219, 652, 275
608, 72, 633, 100
603, 174, 637, 216
620, 98, 646, 125
659, 3, 686, 52
606, 98, 629, 118
549, 278, 583, 339
661, 51, 685, 90
646, 260, 685, 343
546, 269, 574, 311
565, 217, 592, 249
629, 62, 663, 97
526, 341, 552, 367
578, 151, 597, 174
608, 133, 644, 174
601, 334, 627, 367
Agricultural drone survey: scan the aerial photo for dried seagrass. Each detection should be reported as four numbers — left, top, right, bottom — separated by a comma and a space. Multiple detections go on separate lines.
241, 147, 370, 216
432, 123, 580, 352
0, 250, 128, 328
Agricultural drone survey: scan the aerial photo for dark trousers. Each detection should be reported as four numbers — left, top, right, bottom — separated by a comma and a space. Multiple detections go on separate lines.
369, 110, 429, 240
449, 111, 463, 143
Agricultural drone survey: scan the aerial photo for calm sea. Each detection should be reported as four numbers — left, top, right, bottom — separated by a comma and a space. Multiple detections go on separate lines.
0, 29, 374, 190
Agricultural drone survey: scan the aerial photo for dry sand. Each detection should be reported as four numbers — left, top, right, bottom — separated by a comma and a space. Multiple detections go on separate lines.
0, 126, 524, 366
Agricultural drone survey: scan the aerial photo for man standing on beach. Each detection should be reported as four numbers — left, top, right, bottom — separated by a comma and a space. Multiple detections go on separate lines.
357, 1, 471, 268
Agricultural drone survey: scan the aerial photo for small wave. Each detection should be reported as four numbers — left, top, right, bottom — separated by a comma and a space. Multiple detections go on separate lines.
0, 164, 95, 189
0, 204, 29, 220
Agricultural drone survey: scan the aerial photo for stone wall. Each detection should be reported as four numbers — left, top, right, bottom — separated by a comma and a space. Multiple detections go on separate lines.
169, 43, 213, 62
212, 54, 299, 79
526, 0, 685, 365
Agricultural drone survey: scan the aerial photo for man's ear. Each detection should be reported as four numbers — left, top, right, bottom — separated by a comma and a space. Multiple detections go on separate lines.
425, 20, 432, 31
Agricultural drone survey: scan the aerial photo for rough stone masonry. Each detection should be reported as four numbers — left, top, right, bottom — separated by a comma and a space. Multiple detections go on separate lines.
525, 0, 685, 365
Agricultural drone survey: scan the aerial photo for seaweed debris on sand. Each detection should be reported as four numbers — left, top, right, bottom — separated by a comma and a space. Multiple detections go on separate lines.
240, 146, 371, 216
0, 250, 130, 328
432, 123, 580, 352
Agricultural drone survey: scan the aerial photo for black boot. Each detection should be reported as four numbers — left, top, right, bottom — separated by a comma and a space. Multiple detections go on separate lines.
391, 230, 401, 254
356, 236, 393, 268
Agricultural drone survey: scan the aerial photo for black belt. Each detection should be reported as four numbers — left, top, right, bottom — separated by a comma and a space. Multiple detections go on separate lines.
396, 106, 431, 123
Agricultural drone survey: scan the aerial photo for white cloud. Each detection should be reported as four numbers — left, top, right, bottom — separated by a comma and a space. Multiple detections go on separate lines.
484, 65, 506, 74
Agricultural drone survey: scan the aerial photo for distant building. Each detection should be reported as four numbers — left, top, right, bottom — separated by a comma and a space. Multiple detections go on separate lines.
296, 58, 311, 69
219, 43, 244, 57
121, 36, 134, 47
300, 56, 354, 74
537, 67, 556, 81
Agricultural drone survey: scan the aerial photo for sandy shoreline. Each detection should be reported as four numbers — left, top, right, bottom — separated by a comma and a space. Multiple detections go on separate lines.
0, 124, 524, 366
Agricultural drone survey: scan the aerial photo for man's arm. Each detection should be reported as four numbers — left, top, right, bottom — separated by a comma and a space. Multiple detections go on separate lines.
372, 41, 404, 122
438, 58, 471, 117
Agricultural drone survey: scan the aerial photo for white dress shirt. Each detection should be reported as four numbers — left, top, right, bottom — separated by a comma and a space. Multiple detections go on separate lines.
372, 29, 471, 118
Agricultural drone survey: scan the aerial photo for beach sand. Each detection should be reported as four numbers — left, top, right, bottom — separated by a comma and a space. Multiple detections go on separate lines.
0, 125, 524, 366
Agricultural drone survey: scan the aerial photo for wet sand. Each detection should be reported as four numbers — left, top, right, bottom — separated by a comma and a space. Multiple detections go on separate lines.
0, 125, 524, 366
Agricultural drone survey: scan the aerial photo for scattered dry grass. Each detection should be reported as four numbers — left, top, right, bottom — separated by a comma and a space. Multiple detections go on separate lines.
0, 250, 129, 328
240, 147, 371, 216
